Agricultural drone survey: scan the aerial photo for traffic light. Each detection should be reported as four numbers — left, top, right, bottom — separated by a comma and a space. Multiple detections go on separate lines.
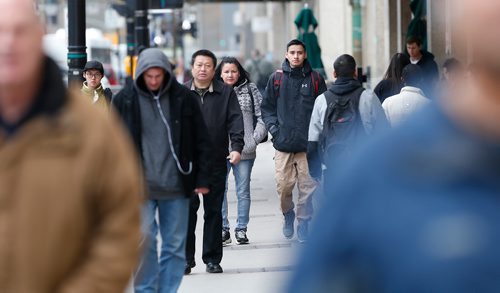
150, 0, 183, 9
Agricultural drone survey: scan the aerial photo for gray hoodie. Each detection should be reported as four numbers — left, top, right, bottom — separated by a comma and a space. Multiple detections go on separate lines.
134, 48, 184, 199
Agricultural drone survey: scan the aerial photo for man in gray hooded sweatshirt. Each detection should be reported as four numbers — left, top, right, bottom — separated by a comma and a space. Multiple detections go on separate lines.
113, 48, 213, 293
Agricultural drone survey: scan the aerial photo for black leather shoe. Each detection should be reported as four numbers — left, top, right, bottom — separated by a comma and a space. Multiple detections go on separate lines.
184, 260, 196, 275
206, 262, 223, 273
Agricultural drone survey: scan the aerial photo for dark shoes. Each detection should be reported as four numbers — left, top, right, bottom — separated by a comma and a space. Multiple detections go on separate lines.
186, 261, 223, 274
222, 230, 232, 246
184, 260, 196, 275
235, 229, 249, 244
206, 262, 223, 273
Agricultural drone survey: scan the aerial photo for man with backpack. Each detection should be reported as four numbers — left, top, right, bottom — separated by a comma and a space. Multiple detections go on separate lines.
261, 39, 327, 243
307, 54, 388, 182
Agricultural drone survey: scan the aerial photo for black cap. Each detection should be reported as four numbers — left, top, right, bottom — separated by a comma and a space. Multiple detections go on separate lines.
83, 60, 104, 75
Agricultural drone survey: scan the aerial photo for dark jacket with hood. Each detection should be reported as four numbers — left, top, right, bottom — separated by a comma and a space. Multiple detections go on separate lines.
409, 50, 439, 97
113, 49, 213, 198
185, 79, 244, 168
261, 59, 327, 153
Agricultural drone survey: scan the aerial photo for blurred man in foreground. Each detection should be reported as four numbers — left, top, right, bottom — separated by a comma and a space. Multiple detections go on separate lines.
289, 0, 500, 292
0, 0, 143, 292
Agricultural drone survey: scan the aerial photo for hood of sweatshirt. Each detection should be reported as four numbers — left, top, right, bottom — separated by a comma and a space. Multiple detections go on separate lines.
329, 77, 363, 96
134, 48, 173, 97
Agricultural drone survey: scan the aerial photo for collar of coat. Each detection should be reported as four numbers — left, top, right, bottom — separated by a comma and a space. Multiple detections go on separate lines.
0, 57, 68, 136
187, 79, 225, 94
34, 57, 68, 116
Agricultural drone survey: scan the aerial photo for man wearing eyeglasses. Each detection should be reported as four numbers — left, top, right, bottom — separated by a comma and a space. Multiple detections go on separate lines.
81, 60, 113, 111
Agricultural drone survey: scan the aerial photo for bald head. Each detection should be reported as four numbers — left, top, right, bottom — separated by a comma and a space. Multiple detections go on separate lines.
0, 0, 44, 88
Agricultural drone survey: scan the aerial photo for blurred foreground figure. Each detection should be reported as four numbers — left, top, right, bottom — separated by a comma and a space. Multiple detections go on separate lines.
0, 0, 143, 292
289, 0, 500, 292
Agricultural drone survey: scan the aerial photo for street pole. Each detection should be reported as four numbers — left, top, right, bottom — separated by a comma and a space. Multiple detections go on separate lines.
67, 0, 87, 87
135, 0, 149, 53
127, 15, 135, 75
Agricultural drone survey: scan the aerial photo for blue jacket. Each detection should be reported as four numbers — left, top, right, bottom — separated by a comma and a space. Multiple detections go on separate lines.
289, 105, 500, 293
261, 59, 326, 153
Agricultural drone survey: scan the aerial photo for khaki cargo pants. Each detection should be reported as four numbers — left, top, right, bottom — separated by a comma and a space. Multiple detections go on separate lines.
274, 150, 317, 220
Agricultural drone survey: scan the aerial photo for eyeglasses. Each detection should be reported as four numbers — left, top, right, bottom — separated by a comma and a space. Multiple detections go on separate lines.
85, 72, 102, 79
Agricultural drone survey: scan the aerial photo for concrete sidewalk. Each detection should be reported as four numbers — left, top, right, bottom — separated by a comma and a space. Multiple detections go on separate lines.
178, 141, 302, 293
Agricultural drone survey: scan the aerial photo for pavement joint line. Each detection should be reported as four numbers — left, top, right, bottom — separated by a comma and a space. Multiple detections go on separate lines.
223, 242, 293, 250
220, 266, 294, 274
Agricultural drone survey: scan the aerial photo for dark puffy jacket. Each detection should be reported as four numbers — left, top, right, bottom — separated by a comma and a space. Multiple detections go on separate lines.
185, 79, 245, 167
261, 59, 327, 153
112, 75, 213, 196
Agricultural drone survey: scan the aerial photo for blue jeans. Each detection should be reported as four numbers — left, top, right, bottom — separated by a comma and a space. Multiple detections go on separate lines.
222, 159, 255, 231
134, 197, 189, 293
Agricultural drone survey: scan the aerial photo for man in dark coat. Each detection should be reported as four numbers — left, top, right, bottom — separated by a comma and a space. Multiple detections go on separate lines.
184, 49, 244, 275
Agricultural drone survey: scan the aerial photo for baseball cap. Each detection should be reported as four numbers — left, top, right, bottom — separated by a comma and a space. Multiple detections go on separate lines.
83, 60, 104, 75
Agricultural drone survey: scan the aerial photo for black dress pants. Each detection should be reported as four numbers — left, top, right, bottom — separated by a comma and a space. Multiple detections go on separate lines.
186, 164, 227, 264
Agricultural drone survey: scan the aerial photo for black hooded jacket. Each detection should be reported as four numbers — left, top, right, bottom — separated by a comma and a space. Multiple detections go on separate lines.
410, 50, 439, 97
261, 59, 327, 153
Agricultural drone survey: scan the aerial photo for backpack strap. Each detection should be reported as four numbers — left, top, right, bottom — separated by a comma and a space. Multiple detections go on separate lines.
103, 88, 113, 102
273, 70, 284, 98
311, 71, 320, 97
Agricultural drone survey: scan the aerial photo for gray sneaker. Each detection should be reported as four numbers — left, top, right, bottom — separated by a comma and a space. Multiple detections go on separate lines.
283, 210, 295, 239
297, 219, 309, 243
235, 230, 249, 244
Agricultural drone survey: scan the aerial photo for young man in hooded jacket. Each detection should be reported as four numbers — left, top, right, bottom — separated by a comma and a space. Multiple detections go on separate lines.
113, 48, 213, 293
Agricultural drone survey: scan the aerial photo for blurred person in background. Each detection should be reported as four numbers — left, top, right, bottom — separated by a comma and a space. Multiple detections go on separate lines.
288, 0, 500, 292
442, 57, 465, 88
373, 53, 411, 103
113, 48, 213, 293
215, 57, 268, 245
81, 60, 113, 111
245, 49, 275, 94
0, 0, 143, 292
175, 57, 192, 84
382, 64, 430, 127
406, 36, 439, 97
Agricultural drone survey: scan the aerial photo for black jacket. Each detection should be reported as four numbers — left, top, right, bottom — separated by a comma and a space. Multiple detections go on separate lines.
409, 51, 439, 97
185, 79, 245, 167
112, 79, 213, 196
261, 59, 327, 153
